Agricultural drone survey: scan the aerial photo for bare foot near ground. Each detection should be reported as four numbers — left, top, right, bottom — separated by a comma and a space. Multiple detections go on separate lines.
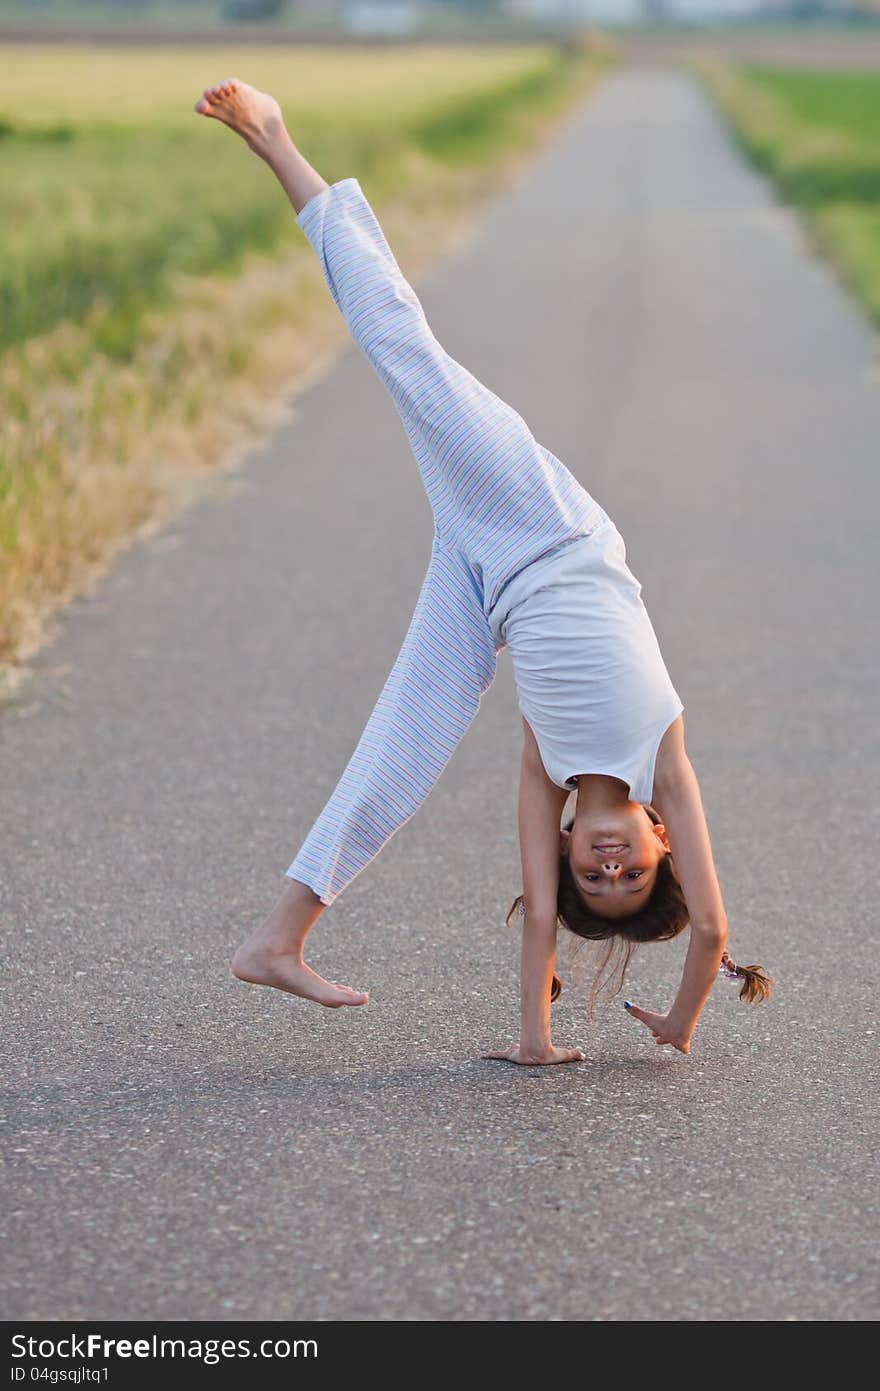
231, 944, 369, 1009
194, 77, 286, 157
230, 877, 368, 1008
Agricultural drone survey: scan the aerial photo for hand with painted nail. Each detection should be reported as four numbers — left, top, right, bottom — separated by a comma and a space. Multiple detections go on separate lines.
624, 1002, 693, 1055
482, 1042, 585, 1066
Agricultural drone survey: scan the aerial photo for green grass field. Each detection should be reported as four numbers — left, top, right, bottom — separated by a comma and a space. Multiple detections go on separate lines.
701, 63, 880, 325
0, 41, 604, 666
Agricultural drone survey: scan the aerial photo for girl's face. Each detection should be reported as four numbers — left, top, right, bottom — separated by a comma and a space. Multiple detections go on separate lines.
562, 808, 670, 920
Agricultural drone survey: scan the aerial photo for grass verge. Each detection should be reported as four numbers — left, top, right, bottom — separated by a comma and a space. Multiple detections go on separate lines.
698, 61, 880, 327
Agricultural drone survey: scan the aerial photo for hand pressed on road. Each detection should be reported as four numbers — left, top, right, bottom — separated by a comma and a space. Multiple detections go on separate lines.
482, 1044, 585, 1066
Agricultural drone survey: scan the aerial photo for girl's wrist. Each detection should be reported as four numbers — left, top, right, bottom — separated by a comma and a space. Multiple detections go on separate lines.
667, 1004, 698, 1035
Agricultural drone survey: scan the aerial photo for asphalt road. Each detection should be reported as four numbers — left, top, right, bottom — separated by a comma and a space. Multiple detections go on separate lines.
3, 68, 878, 1322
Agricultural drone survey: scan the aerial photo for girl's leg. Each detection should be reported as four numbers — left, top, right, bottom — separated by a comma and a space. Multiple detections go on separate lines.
287, 540, 496, 905
292, 174, 601, 606
194, 78, 327, 213
231, 540, 497, 1005
230, 876, 366, 1009
195, 79, 602, 610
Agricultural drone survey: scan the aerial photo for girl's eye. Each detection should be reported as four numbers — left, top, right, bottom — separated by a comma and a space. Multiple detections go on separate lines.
583, 871, 644, 883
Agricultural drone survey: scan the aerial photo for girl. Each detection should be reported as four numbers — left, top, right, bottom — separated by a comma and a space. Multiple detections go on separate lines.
195, 79, 771, 1065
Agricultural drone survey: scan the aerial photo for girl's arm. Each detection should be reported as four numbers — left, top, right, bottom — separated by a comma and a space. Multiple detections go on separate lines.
627, 721, 728, 1052
483, 719, 584, 1066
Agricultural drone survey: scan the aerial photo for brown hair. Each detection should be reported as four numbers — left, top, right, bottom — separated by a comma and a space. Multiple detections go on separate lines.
507, 807, 773, 1008
719, 950, 773, 1003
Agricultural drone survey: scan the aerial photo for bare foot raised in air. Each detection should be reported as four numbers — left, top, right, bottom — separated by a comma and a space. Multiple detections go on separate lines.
194, 77, 286, 158
194, 77, 327, 213
231, 945, 369, 1009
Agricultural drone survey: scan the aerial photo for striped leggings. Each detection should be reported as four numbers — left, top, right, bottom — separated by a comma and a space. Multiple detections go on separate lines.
286, 178, 604, 905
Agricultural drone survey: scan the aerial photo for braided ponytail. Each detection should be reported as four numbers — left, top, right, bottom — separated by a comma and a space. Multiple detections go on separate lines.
719, 949, 773, 1003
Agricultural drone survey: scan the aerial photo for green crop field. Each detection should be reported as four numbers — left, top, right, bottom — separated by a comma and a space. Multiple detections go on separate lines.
0, 40, 604, 668
702, 63, 880, 327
